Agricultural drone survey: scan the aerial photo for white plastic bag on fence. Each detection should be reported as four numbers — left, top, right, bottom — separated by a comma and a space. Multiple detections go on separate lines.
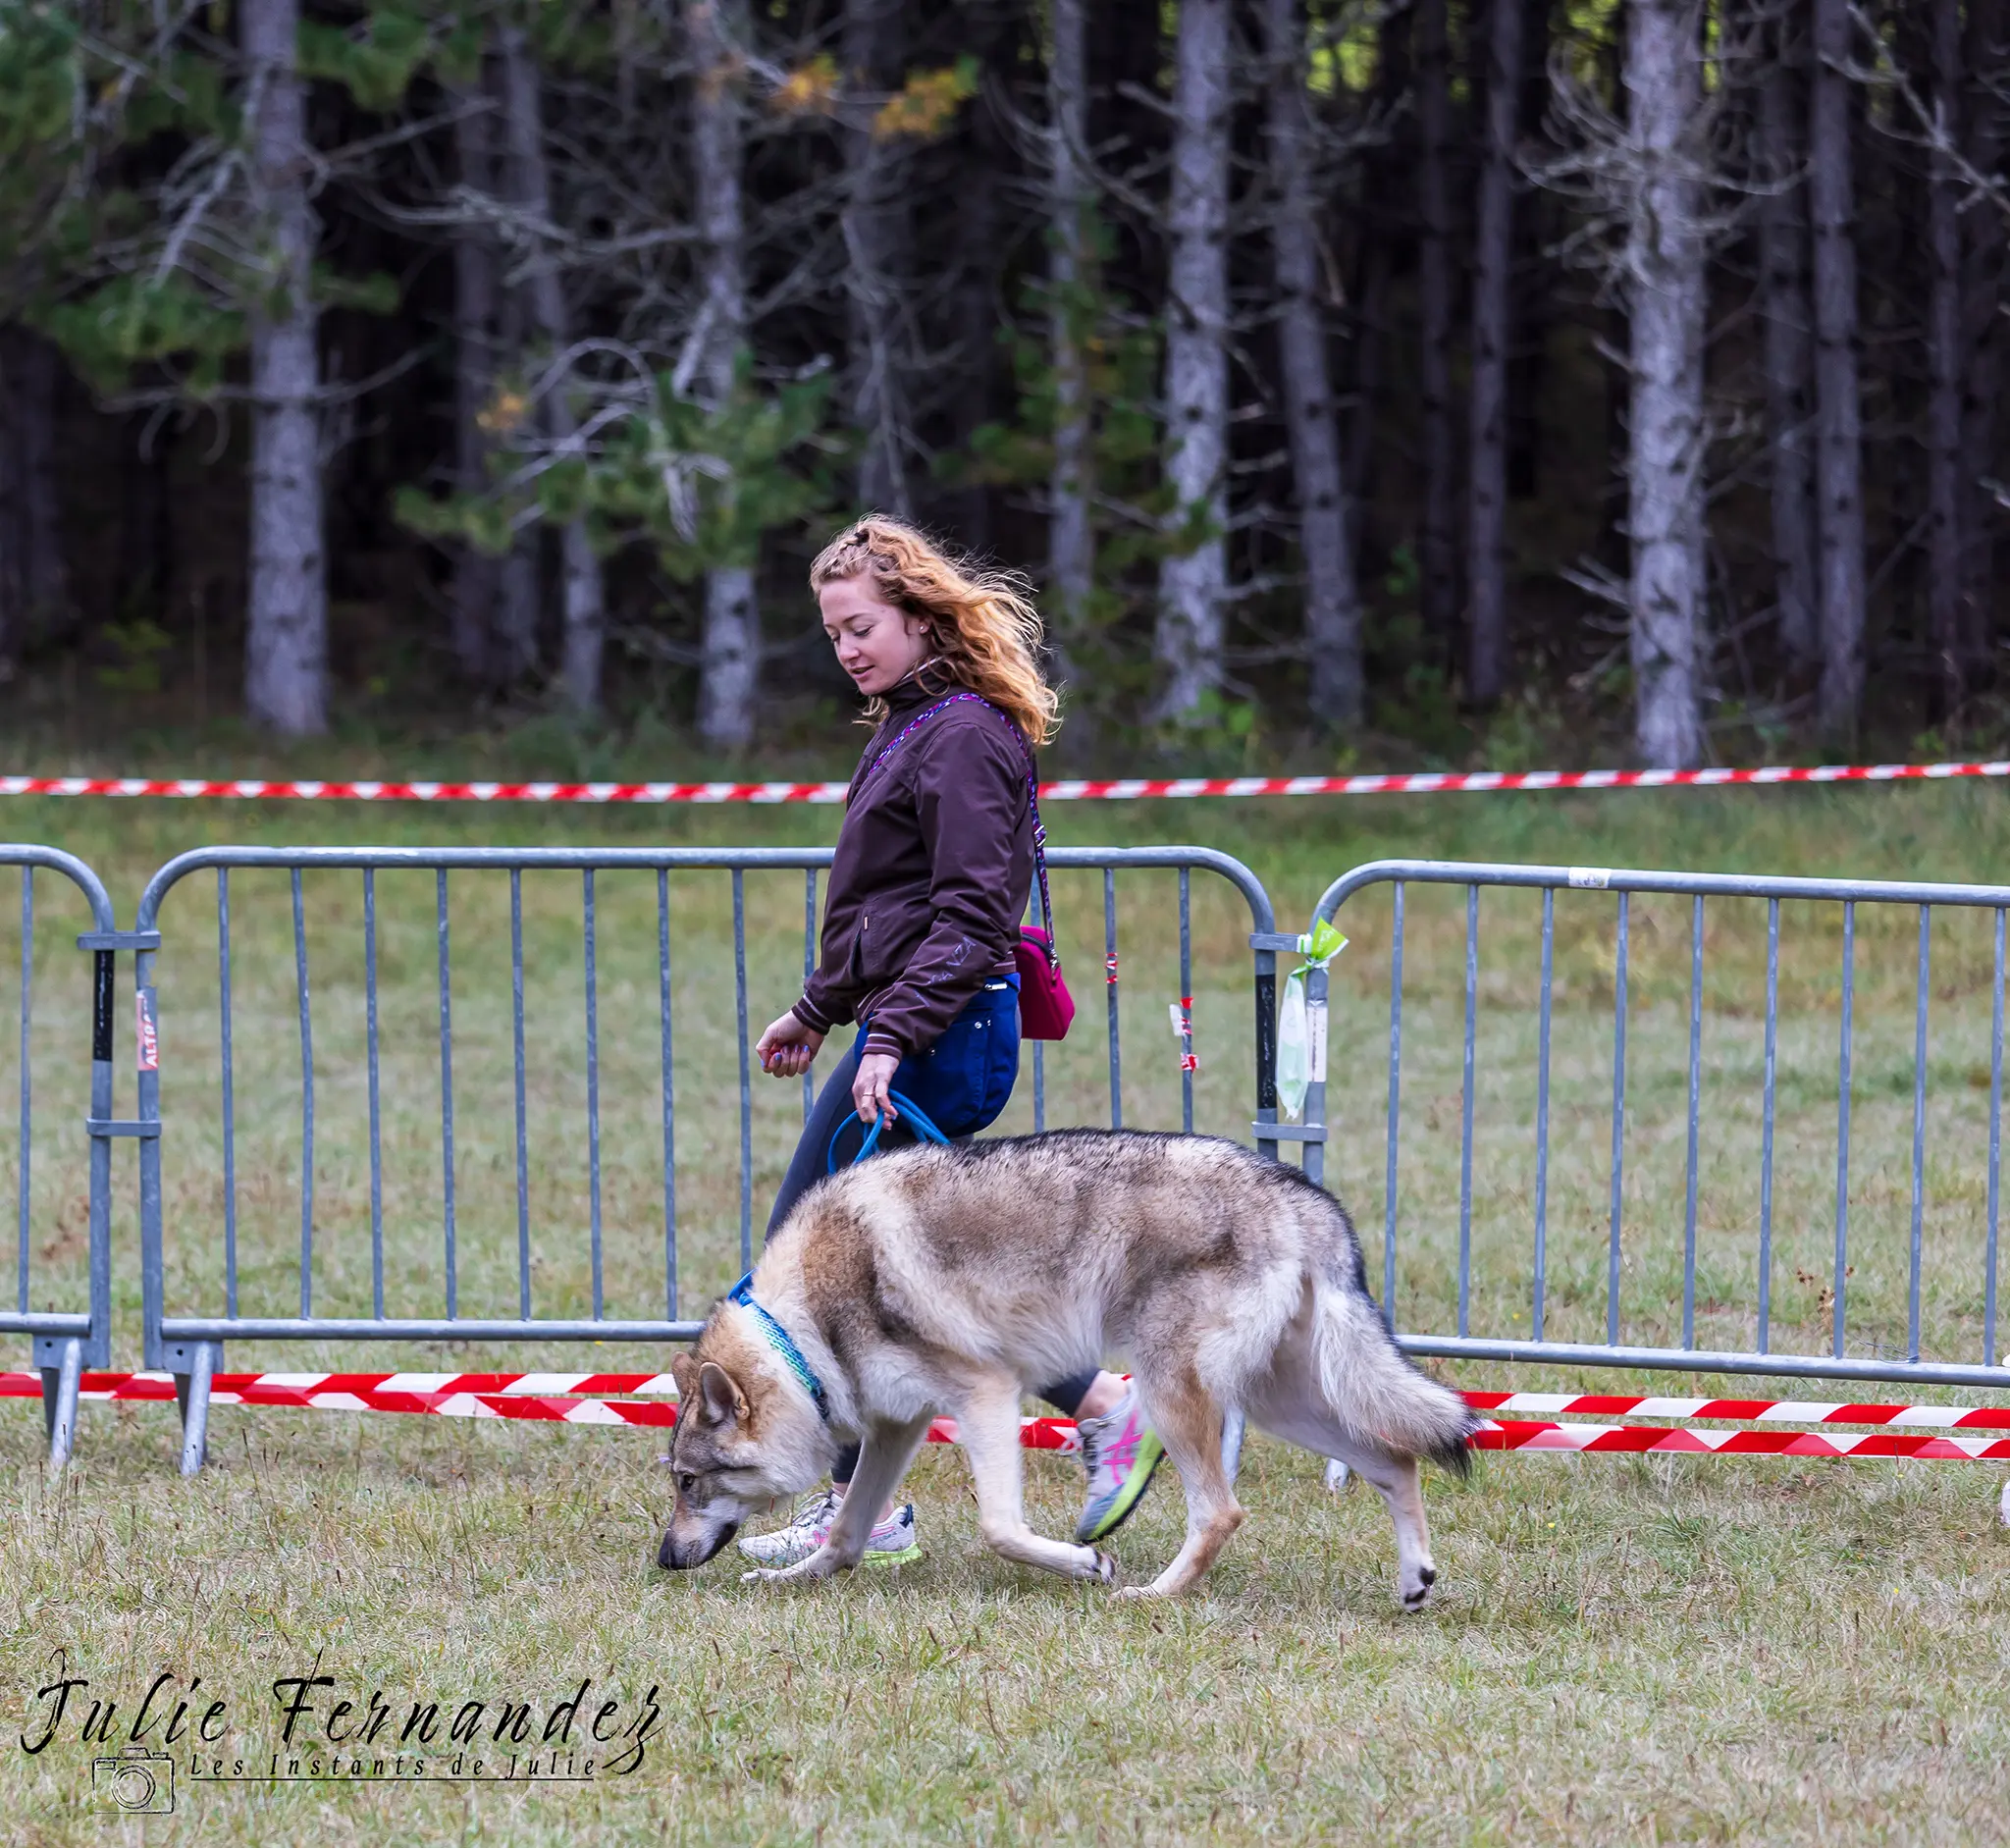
1278, 921, 1346, 1121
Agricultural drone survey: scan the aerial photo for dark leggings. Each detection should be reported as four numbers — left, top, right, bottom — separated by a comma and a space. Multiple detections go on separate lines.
766, 1035, 1100, 1484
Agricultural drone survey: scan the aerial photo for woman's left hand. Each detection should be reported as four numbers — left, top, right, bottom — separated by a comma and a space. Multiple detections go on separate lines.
852, 1051, 902, 1126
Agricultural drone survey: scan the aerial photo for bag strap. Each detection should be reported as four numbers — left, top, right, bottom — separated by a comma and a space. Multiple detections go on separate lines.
858, 688, 1060, 969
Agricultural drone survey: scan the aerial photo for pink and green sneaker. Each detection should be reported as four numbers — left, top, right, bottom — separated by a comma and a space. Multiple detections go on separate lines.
1074, 1389, 1165, 1543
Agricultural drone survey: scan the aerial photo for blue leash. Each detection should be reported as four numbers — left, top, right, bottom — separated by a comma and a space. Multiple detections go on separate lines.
826, 1088, 953, 1174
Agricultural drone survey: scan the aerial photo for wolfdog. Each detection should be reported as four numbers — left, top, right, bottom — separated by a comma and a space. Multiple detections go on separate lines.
657, 1130, 1476, 1606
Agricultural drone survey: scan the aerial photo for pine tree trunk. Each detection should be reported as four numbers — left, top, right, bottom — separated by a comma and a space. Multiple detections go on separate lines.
1755, 8, 1818, 669
0, 327, 69, 669
1625, 0, 1707, 769
842, 0, 910, 514
1810, 0, 1865, 741
1466, 0, 1525, 707
1924, 0, 1965, 713
241, 0, 328, 736
1961, 0, 2008, 678
0, 346, 17, 672
450, 69, 500, 685
692, 0, 758, 751
1265, 0, 1361, 725
1415, 0, 1460, 652
501, 26, 605, 713
1152, 0, 1232, 721
1047, 0, 1095, 657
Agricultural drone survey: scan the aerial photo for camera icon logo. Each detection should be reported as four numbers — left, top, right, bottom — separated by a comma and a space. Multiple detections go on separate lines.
92, 1747, 175, 1813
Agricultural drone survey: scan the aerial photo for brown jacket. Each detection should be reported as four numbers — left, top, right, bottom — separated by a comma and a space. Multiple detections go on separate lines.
793, 675, 1034, 1060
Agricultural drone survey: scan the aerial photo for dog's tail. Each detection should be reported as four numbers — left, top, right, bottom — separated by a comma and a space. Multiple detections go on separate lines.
1310, 1262, 1477, 1475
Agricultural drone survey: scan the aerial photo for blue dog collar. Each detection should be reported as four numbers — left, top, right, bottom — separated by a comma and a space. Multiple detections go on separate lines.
727, 1275, 829, 1422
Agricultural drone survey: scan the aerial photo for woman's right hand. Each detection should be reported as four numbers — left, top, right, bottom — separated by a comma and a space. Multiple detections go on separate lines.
756, 1009, 824, 1079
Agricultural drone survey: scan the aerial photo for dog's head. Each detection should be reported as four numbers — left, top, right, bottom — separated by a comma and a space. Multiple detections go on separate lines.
657, 1325, 829, 1571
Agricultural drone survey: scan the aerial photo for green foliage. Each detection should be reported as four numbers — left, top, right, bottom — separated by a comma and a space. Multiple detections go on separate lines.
94, 616, 173, 694
298, 3, 442, 112
42, 271, 245, 395
403, 356, 842, 581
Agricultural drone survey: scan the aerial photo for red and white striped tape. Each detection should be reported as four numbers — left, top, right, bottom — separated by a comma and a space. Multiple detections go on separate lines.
1462, 1391, 2010, 1430
5, 758, 2010, 807
0, 1371, 1082, 1450
1475, 1420, 2010, 1460
13, 1373, 2010, 1463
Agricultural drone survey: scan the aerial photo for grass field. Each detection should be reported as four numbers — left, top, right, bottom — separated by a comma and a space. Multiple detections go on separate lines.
3, 779, 2009, 1843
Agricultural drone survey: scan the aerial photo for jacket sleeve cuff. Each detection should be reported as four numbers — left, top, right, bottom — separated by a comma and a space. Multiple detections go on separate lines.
793, 994, 835, 1035
860, 1030, 904, 1061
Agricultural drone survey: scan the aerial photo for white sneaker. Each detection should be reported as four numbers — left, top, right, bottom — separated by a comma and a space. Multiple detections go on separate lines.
735, 1489, 923, 1568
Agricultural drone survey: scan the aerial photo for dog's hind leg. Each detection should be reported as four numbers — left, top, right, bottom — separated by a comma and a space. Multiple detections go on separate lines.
1121, 1370, 1244, 1600
956, 1376, 1117, 1585
1249, 1397, 1439, 1610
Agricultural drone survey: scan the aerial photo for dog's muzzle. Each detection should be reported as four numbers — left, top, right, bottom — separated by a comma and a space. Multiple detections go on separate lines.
658, 1520, 740, 1571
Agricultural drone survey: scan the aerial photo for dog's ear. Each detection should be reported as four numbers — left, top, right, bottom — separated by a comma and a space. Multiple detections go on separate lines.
668, 1351, 700, 1402
696, 1361, 749, 1428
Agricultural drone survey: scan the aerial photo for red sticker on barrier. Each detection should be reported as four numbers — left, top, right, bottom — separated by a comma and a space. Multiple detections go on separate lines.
134, 990, 158, 1073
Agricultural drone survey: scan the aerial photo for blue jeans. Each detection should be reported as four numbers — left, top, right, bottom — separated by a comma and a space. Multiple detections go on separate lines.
763, 979, 1098, 1480
767, 977, 1023, 1234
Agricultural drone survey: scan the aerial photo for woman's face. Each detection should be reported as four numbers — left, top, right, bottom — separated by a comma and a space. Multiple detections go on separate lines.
819, 573, 932, 697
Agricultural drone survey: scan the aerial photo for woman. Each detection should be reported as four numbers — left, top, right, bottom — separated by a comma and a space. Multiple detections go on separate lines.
737, 517, 1161, 1570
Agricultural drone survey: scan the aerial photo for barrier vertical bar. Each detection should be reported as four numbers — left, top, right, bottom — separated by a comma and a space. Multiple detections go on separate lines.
134, 929, 161, 1376
1607, 892, 1629, 1346
1384, 882, 1404, 1322
1180, 870, 1193, 1134
217, 871, 237, 1317
1682, 895, 1703, 1348
16, 870, 27, 1315
364, 871, 383, 1320
292, 870, 314, 1317
1533, 888, 1553, 1342
1104, 869, 1122, 1128
1833, 902, 1855, 1358
659, 870, 676, 1319
584, 871, 604, 1320
1909, 905, 1931, 1362
803, 871, 817, 1127
438, 870, 456, 1320
1457, 885, 1477, 1338
1987, 907, 2004, 1367
85, 929, 111, 1378
511, 871, 530, 1319
1758, 898, 1779, 1352
734, 871, 752, 1270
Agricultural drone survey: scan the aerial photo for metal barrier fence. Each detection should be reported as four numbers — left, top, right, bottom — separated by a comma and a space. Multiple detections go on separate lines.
1298, 861, 2010, 1393
0, 847, 131, 1465
132, 845, 1280, 1472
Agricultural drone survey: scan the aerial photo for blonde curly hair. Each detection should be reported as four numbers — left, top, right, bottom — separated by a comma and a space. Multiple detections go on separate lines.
810, 516, 1061, 747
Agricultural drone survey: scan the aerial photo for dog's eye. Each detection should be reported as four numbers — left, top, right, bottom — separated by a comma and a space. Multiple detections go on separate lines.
677, 1473, 697, 1497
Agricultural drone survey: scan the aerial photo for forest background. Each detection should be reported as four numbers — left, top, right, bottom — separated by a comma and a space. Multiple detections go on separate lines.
0, 0, 2005, 775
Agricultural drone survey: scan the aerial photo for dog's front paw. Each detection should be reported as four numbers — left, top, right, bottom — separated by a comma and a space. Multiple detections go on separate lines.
742, 1548, 845, 1588
1398, 1559, 1439, 1611
1090, 1549, 1118, 1586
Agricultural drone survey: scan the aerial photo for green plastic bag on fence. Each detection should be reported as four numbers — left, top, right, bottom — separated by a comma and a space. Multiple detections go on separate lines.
1277, 920, 1347, 1122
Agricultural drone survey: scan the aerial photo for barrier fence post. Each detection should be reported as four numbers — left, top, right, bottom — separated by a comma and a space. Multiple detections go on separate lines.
1301, 858, 2010, 1396
123, 843, 1278, 1473
0, 847, 139, 1468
